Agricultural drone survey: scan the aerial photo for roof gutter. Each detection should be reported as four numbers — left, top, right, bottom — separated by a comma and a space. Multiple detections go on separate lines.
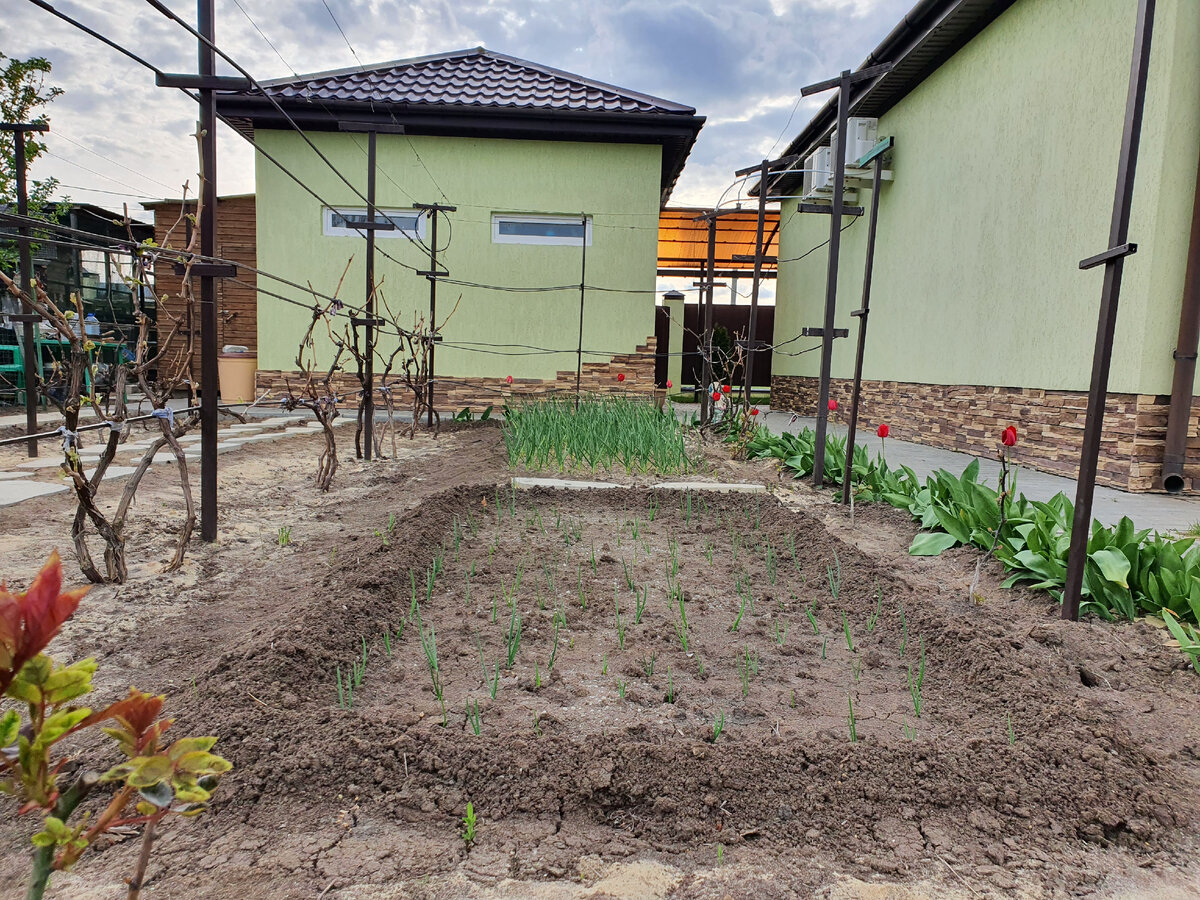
1160, 143, 1200, 493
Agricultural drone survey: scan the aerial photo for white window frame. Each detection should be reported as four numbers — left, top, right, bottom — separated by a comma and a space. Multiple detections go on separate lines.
491, 214, 592, 246
322, 206, 425, 239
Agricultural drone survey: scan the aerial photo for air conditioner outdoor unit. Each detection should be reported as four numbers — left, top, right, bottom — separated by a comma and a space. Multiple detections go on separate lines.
809, 146, 833, 195
802, 151, 817, 197
831, 117, 879, 168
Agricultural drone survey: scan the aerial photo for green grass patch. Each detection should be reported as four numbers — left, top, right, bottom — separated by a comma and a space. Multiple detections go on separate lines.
504, 396, 693, 474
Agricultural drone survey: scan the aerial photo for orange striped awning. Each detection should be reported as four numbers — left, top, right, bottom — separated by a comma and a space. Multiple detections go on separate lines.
657, 206, 779, 278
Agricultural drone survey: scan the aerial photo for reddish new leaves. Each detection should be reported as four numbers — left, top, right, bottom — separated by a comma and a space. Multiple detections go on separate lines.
0, 552, 89, 696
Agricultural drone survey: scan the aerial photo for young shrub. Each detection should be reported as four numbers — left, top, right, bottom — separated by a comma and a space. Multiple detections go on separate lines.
1, 553, 231, 900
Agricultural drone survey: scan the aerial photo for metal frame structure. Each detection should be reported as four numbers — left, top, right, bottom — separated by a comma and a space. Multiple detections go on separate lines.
800, 63, 893, 488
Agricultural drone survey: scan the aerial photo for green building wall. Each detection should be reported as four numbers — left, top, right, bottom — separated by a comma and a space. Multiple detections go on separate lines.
774, 0, 1200, 397
254, 132, 662, 382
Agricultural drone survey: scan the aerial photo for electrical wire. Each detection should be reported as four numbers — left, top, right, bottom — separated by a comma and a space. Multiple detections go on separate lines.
142, 0, 438, 266
50, 132, 178, 194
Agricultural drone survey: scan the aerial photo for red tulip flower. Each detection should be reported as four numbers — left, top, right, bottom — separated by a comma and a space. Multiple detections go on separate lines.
1001, 425, 1018, 447
666, 379, 672, 389
505, 375, 513, 385
828, 398, 838, 412
877, 423, 889, 438
750, 407, 760, 416
617, 373, 625, 383
712, 391, 721, 402
721, 384, 731, 394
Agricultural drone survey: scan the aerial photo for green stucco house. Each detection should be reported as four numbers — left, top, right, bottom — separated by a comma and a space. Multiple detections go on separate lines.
214, 48, 703, 409
770, 0, 1199, 492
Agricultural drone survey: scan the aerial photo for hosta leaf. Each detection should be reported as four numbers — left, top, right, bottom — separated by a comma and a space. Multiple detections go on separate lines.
909, 532, 959, 556
1091, 548, 1131, 589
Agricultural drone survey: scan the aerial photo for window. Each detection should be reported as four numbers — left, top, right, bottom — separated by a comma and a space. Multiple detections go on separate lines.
322, 207, 424, 239
492, 214, 592, 246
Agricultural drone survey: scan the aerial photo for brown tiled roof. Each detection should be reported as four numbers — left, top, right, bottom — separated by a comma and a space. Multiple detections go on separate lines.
257, 47, 696, 116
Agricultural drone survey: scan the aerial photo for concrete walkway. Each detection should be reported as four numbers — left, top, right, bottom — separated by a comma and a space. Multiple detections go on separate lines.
755, 408, 1200, 533
0, 413, 351, 508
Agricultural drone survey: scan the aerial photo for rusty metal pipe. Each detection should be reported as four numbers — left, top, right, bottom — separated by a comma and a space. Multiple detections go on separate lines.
1161, 145, 1200, 494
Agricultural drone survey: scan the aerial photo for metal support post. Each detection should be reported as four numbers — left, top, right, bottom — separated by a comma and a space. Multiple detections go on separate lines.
197, 0, 219, 541
842, 144, 890, 505
0, 122, 47, 456
1063, 0, 1156, 620
414, 201, 455, 426
575, 214, 587, 410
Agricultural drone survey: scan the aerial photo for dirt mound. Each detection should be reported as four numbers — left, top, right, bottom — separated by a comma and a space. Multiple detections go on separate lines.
163, 485, 1196, 893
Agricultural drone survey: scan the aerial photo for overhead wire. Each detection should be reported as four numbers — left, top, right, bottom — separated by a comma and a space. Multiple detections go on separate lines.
21, 1, 825, 380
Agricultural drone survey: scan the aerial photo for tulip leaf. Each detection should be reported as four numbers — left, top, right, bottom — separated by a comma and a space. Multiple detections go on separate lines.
909, 532, 959, 556
1090, 548, 1131, 589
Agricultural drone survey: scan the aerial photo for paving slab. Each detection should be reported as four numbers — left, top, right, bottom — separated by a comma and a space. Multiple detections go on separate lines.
512, 477, 624, 491
16, 457, 67, 470
652, 482, 767, 493
0, 481, 68, 507
82, 465, 138, 481
0, 413, 62, 429
0, 471, 33, 481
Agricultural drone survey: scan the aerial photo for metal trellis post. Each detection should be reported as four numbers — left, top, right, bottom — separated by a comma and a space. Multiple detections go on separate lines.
1063, 0, 1156, 620
842, 138, 893, 506
415, 201, 455, 427
0, 121, 47, 457
801, 62, 893, 488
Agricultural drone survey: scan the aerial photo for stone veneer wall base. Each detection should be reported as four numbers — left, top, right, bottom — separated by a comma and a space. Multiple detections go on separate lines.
255, 338, 659, 417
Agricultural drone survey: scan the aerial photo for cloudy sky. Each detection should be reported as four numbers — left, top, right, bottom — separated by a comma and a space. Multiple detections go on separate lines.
2, 0, 911, 219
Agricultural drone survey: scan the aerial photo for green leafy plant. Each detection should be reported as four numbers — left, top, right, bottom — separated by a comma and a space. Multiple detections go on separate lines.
0, 554, 231, 900
505, 602, 523, 669
866, 585, 881, 633
420, 621, 447, 726
461, 801, 477, 844
908, 639, 926, 717
806, 605, 819, 635
641, 651, 657, 678
277, 525, 292, 547
773, 619, 789, 647
1164, 610, 1200, 672
827, 549, 841, 602
712, 710, 725, 742
842, 611, 854, 652
466, 699, 482, 735
848, 695, 858, 743
503, 396, 693, 474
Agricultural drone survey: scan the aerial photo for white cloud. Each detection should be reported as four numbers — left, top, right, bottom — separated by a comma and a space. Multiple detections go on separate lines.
0, 0, 911, 220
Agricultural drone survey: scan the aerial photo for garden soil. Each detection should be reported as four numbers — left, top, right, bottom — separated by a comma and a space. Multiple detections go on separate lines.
0, 424, 1197, 898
